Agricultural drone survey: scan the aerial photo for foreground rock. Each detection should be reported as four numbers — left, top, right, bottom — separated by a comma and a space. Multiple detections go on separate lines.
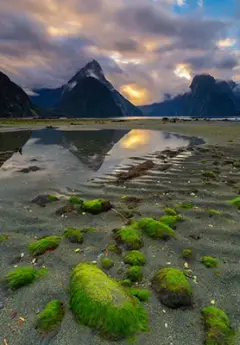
82, 199, 112, 215
151, 268, 193, 308
31, 194, 59, 207
116, 160, 154, 183
28, 236, 61, 256
36, 300, 65, 333
70, 263, 148, 339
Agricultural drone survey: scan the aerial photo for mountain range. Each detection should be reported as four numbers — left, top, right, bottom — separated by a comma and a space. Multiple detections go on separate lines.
141, 74, 240, 118
31, 60, 142, 118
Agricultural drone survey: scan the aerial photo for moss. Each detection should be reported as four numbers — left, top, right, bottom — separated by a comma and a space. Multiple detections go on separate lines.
130, 289, 151, 302
36, 300, 65, 332
101, 257, 114, 270
63, 228, 83, 244
119, 279, 133, 287
114, 226, 143, 250
151, 267, 193, 308
202, 256, 218, 268
3, 266, 48, 290
69, 263, 148, 339
81, 227, 96, 233
159, 215, 182, 227
69, 196, 83, 205
107, 244, 122, 255
123, 251, 146, 266
164, 208, 177, 216
178, 201, 193, 209
48, 194, 59, 201
233, 162, 240, 168
203, 171, 217, 179
207, 209, 222, 216
201, 306, 234, 345
126, 266, 143, 282
28, 236, 61, 256
229, 197, 240, 209
0, 234, 8, 243
82, 199, 112, 215
182, 249, 193, 260
137, 218, 176, 240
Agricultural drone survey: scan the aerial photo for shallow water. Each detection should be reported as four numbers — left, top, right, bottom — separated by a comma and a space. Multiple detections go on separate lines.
0, 128, 200, 193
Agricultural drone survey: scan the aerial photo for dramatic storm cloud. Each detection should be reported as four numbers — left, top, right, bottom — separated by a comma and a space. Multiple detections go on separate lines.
0, 0, 239, 104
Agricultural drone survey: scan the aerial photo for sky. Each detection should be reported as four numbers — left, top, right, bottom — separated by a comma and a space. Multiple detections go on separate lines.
0, 0, 239, 105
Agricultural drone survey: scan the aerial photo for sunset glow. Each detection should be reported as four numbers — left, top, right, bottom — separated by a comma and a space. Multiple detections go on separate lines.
120, 130, 151, 149
174, 64, 192, 80
120, 84, 149, 105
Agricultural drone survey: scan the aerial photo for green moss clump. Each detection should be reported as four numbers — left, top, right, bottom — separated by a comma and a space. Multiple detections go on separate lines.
107, 244, 122, 255
119, 279, 133, 287
207, 209, 222, 216
69, 196, 83, 205
202, 256, 218, 268
101, 257, 114, 270
229, 197, 240, 209
28, 236, 61, 256
69, 263, 148, 339
123, 251, 146, 266
114, 226, 143, 250
164, 208, 177, 216
137, 218, 176, 240
4, 266, 48, 290
233, 162, 240, 168
201, 306, 234, 345
81, 227, 96, 233
82, 199, 112, 215
130, 289, 151, 302
182, 249, 193, 260
151, 267, 193, 308
203, 171, 217, 179
178, 202, 193, 209
159, 215, 182, 227
0, 234, 8, 243
36, 300, 64, 332
126, 266, 143, 282
48, 194, 59, 201
63, 228, 83, 244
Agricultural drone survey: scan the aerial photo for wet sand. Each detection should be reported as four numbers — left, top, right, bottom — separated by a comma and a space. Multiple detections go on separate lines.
0, 119, 240, 345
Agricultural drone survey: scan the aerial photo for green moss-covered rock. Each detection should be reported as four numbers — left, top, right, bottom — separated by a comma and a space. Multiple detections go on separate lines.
81, 227, 96, 233
106, 244, 122, 255
137, 218, 176, 240
182, 249, 193, 260
164, 208, 177, 216
63, 228, 83, 244
207, 209, 222, 216
28, 236, 61, 256
159, 215, 182, 227
119, 279, 133, 287
114, 226, 143, 250
101, 257, 114, 270
48, 194, 59, 202
130, 288, 151, 302
36, 300, 65, 332
229, 197, 240, 209
0, 234, 8, 243
233, 162, 240, 168
69, 196, 83, 205
3, 266, 48, 290
203, 171, 217, 179
202, 256, 218, 268
82, 199, 112, 215
151, 267, 193, 308
69, 263, 148, 339
178, 202, 193, 209
126, 266, 143, 282
201, 306, 234, 345
123, 251, 146, 266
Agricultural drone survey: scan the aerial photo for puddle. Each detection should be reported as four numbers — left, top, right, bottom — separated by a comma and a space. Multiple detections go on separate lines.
0, 128, 202, 192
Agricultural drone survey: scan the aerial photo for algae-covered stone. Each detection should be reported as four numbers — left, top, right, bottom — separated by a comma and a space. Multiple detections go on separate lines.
151, 267, 193, 308
36, 300, 65, 332
137, 218, 176, 240
82, 199, 112, 215
202, 256, 218, 268
229, 197, 240, 209
203, 171, 217, 179
201, 306, 235, 345
164, 208, 177, 216
0, 234, 8, 243
130, 288, 151, 302
63, 228, 83, 244
28, 236, 61, 256
123, 251, 146, 266
69, 196, 83, 205
114, 226, 143, 250
126, 266, 143, 282
70, 263, 148, 339
119, 279, 133, 287
3, 266, 48, 290
106, 244, 122, 255
159, 215, 182, 227
48, 194, 59, 202
101, 257, 114, 270
182, 249, 193, 260
178, 202, 193, 209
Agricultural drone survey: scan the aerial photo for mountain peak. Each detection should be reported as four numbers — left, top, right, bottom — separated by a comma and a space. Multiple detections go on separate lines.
68, 60, 104, 85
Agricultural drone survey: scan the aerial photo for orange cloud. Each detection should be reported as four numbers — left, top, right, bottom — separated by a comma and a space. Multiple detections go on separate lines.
120, 84, 149, 105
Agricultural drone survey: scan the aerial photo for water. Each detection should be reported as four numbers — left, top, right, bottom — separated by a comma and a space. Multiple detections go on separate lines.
0, 128, 202, 194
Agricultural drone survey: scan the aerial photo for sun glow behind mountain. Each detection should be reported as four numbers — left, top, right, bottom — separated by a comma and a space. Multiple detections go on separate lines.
120, 129, 151, 149
120, 84, 149, 105
174, 64, 192, 81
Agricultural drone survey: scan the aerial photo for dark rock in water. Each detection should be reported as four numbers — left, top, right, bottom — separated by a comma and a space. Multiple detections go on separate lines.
19, 166, 41, 173
30, 158, 38, 162
31, 195, 58, 207
55, 204, 79, 216
116, 160, 154, 183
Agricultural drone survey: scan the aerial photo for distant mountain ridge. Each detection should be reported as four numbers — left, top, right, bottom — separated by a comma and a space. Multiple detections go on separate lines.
31, 60, 143, 118
141, 74, 240, 118
0, 71, 35, 118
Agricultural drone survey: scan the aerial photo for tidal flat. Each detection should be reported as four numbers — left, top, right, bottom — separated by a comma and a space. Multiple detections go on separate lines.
0, 119, 240, 345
